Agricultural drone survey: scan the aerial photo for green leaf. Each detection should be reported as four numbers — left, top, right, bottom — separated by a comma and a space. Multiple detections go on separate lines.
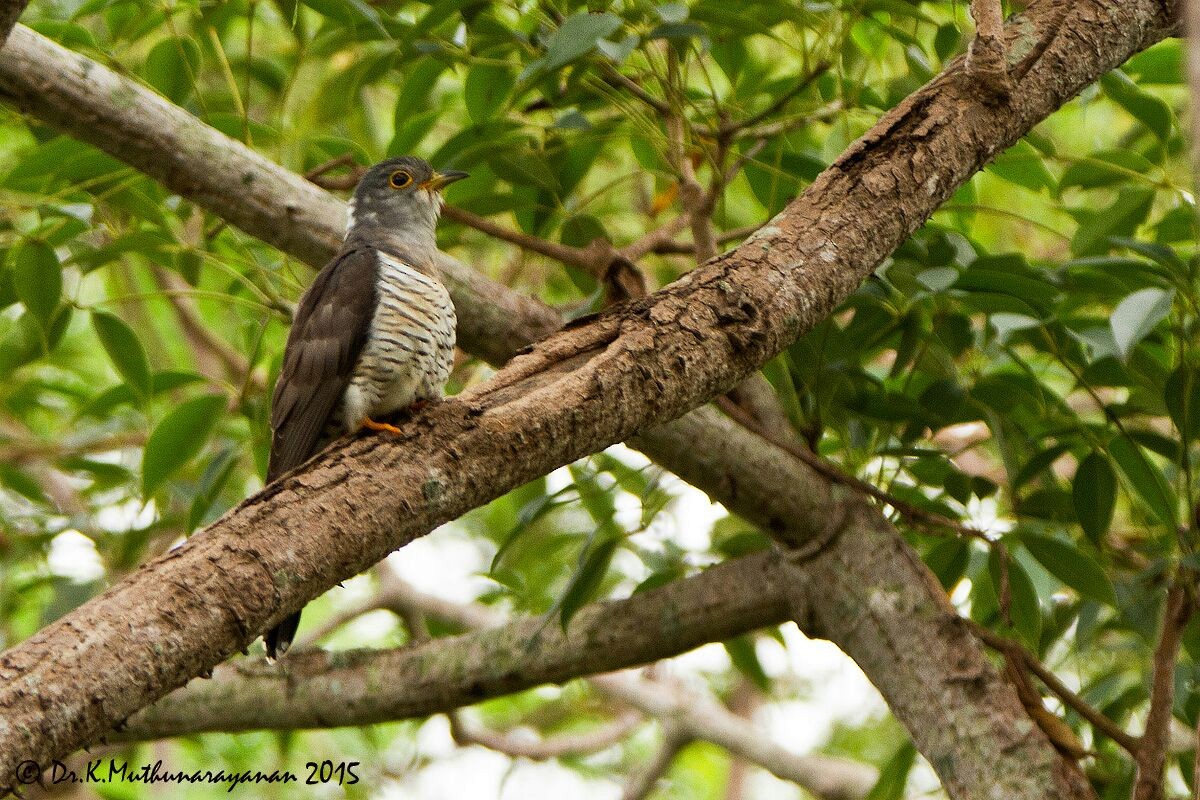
987, 140, 1056, 194
1059, 150, 1155, 192
300, 0, 388, 37
10, 240, 61, 325
0, 463, 49, 505
866, 741, 916, 800
464, 63, 515, 123
1109, 436, 1178, 530
1124, 41, 1184, 85
188, 447, 240, 532
558, 534, 618, 629
1100, 69, 1173, 140
1072, 452, 1117, 544
988, 547, 1041, 648
394, 58, 447, 121
143, 37, 202, 104
724, 635, 770, 691
1166, 365, 1200, 442
1070, 188, 1154, 256
924, 537, 970, 590
91, 312, 152, 402
524, 12, 622, 78
655, 2, 689, 23
142, 394, 226, 497
1110, 287, 1173, 360
1022, 533, 1116, 606
560, 215, 608, 249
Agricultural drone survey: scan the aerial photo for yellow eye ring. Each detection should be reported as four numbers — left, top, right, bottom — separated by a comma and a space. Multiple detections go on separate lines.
389, 170, 413, 188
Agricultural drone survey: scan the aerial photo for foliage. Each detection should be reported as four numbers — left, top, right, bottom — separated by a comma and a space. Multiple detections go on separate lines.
0, 0, 1195, 796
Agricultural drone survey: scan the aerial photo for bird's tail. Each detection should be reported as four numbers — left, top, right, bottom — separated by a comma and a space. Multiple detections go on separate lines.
264, 611, 302, 661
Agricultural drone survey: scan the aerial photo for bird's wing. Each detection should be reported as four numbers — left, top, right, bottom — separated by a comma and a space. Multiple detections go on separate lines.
267, 247, 378, 482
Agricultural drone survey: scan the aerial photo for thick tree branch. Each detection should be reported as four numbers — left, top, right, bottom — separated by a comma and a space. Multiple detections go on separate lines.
0, 4, 1176, 799
109, 551, 787, 736
120, 559, 879, 800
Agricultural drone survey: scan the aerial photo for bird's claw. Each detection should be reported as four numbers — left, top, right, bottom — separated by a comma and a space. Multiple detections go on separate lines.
362, 417, 404, 435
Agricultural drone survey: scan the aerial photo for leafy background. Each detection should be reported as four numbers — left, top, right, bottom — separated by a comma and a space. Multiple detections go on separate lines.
0, 0, 1196, 797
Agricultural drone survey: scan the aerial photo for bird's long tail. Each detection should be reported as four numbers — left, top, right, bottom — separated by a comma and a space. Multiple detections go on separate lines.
265, 611, 302, 660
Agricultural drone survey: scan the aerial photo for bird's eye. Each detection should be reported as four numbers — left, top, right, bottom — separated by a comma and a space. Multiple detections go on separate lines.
389, 170, 413, 188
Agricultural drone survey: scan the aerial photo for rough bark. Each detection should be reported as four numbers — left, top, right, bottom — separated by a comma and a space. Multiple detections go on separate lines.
0, 2, 1176, 798
112, 551, 787, 737
115, 557, 878, 800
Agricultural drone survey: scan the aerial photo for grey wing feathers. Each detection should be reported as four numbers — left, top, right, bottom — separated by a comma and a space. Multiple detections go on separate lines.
267, 248, 378, 482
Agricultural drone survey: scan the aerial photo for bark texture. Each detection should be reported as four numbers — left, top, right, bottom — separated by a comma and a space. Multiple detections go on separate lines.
0, 2, 1176, 798
113, 551, 788, 737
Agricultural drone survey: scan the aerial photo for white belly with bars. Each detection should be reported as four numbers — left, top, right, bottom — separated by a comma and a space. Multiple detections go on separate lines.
339, 250, 456, 431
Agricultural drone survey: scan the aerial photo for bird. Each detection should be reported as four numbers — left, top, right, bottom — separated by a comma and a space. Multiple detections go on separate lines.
262, 156, 466, 659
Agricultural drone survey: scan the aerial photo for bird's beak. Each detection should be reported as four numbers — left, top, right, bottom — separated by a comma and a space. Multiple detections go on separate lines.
421, 170, 469, 191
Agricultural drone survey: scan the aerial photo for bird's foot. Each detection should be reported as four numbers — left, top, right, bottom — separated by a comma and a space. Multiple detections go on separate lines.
363, 417, 404, 435
406, 398, 430, 414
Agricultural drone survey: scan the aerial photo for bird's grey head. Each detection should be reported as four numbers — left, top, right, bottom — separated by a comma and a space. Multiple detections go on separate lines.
344, 156, 468, 260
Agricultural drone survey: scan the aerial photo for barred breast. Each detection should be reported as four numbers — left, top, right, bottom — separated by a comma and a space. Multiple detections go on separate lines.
339, 250, 456, 431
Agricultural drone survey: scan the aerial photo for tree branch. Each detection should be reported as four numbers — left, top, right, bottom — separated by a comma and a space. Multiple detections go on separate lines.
448, 709, 643, 761
969, 620, 1141, 755
1134, 583, 1193, 800
0, 5, 1176, 798
119, 558, 879, 800
968, 0, 1012, 100
110, 551, 788, 738
621, 721, 689, 800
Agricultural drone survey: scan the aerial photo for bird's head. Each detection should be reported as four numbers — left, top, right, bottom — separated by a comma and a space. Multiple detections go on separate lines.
345, 156, 468, 255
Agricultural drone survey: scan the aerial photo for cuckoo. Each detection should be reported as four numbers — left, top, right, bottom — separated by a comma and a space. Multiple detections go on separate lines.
263, 156, 467, 658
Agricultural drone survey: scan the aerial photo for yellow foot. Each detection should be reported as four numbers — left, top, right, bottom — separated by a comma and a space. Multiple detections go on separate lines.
362, 417, 404, 435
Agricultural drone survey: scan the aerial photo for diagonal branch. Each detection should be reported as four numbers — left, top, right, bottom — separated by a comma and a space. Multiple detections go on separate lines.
119, 557, 879, 800
110, 550, 787, 736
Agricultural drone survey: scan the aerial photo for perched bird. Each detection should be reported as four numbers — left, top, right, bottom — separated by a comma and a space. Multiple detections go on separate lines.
263, 156, 466, 658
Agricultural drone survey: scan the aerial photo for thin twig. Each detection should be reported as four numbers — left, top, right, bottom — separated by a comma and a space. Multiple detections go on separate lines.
622, 722, 690, 800
600, 61, 670, 116
715, 395, 990, 542
622, 214, 692, 262
304, 152, 357, 186
442, 205, 597, 271
648, 224, 761, 256
719, 62, 831, 138
968, 620, 1141, 755
448, 709, 643, 761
